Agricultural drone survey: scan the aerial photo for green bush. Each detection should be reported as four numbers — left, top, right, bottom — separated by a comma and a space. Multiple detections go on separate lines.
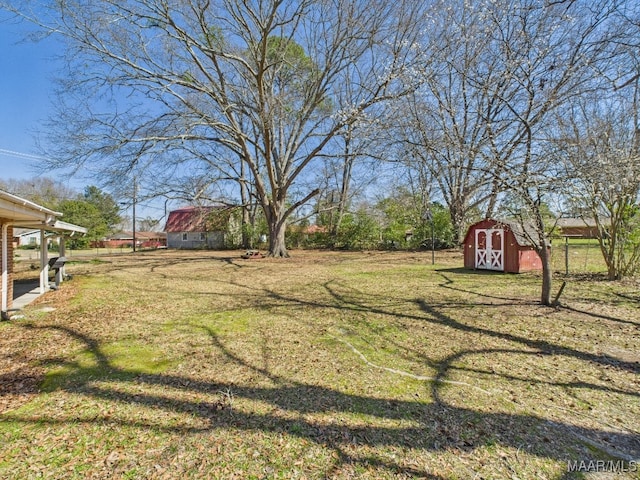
335, 211, 381, 250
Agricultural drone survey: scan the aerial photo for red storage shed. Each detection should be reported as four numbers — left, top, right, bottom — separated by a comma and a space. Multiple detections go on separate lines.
463, 219, 545, 273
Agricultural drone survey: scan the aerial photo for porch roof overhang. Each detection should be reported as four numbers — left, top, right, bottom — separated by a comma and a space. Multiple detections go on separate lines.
47, 220, 88, 235
0, 190, 87, 235
0, 190, 60, 225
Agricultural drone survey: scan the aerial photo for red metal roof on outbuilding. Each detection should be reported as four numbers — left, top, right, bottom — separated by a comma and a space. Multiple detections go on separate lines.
164, 206, 222, 233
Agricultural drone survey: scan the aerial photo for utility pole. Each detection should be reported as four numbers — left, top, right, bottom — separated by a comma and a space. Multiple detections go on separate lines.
132, 178, 137, 253
119, 177, 138, 253
422, 207, 435, 265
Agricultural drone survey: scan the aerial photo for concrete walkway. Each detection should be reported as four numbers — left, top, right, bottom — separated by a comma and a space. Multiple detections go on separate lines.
11, 281, 43, 311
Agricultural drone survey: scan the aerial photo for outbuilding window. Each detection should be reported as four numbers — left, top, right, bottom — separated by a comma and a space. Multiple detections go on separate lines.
182, 233, 188, 241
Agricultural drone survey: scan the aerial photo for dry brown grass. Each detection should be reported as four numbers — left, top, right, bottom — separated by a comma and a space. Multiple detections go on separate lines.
1, 249, 638, 479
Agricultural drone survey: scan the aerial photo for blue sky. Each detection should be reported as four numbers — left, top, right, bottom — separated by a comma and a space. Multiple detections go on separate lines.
0, 16, 168, 220
0, 15, 64, 181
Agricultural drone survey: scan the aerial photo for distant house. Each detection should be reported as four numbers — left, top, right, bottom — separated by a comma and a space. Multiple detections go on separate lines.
463, 218, 548, 273
92, 231, 167, 249
14, 228, 44, 247
135, 231, 167, 248
556, 218, 603, 239
164, 206, 240, 249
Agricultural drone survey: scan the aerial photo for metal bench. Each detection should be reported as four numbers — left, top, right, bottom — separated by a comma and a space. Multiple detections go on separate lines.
47, 256, 67, 289
48, 256, 66, 270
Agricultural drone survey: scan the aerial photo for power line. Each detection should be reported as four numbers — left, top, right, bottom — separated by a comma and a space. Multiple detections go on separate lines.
0, 148, 51, 162
135, 202, 167, 212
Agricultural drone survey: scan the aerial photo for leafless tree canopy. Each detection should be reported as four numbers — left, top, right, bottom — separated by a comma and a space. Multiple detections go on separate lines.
5, 0, 429, 256
380, 0, 639, 301
556, 87, 640, 279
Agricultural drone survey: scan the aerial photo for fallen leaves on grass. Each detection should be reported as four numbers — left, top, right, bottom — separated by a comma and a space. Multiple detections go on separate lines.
1, 250, 638, 479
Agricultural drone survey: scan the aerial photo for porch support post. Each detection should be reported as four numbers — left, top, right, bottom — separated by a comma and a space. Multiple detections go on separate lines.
40, 229, 49, 293
1, 223, 8, 316
57, 235, 66, 286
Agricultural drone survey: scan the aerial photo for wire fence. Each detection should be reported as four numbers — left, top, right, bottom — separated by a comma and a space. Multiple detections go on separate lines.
550, 238, 607, 275
14, 246, 138, 262
14, 240, 611, 276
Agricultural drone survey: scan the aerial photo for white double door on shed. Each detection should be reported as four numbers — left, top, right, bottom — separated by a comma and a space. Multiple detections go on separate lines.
475, 228, 504, 271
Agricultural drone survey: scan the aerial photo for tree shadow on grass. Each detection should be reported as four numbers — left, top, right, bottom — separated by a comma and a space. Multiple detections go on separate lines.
2, 321, 638, 479
66, 252, 254, 282
560, 304, 640, 327
258, 282, 640, 457
259, 278, 638, 375
3, 257, 639, 476
414, 298, 638, 373
434, 268, 640, 327
614, 291, 640, 304
434, 269, 542, 304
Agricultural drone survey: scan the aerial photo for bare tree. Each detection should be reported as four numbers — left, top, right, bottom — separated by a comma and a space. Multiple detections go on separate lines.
392, 0, 626, 303
316, 111, 387, 243
5, 0, 428, 257
551, 3, 640, 279
473, 0, 625, 305
557, 88, 640, 279
0, 177, 77, 208
394, 0, 517, 244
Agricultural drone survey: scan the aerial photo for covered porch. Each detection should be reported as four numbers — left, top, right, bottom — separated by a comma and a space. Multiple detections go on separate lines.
0, 190, 87, 319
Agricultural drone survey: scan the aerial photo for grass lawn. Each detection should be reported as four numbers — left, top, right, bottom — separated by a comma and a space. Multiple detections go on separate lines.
1, 249, 638, 479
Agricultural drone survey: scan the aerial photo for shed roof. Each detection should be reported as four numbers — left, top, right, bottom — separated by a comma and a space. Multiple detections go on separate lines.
467, 218, 547, 247
499, 219, 539, 246
164, 206, 227, 233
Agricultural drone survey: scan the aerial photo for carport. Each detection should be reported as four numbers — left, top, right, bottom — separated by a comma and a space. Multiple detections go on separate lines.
0, 190, 87, 319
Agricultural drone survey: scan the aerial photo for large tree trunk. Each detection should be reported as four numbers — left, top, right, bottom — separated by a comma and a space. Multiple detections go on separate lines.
268, 220, 288, 257
539, 244, 553, 306
449, 199, 466, 245
265, 202, 289, 258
